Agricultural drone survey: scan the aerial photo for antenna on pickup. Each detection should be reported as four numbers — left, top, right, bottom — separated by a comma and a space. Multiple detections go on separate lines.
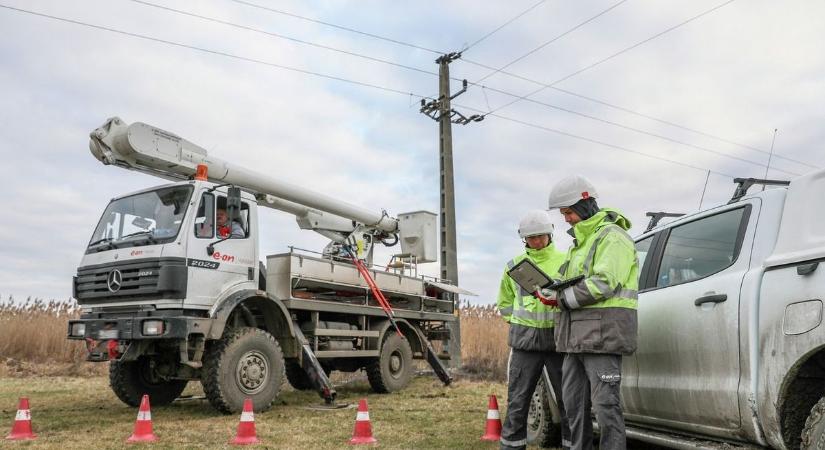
645, 212, 685, 232
728, 178, 790, 204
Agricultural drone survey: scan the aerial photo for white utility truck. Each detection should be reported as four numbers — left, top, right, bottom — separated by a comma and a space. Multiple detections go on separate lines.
527, 174, 825, 449
67, 117, 468, 414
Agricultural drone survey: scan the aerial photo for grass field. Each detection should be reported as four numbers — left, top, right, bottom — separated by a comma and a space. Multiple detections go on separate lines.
1, 375, 517, 449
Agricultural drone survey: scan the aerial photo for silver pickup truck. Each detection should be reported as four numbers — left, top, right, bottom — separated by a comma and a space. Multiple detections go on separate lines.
528, 172, 825, 449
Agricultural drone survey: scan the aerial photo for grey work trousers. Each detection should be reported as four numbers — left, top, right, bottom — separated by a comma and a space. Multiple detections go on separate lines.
500, 349, 568, 450
562, 353, 625, 450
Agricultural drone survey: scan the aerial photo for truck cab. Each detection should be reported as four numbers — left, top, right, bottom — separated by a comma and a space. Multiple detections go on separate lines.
74, 181, 259, 313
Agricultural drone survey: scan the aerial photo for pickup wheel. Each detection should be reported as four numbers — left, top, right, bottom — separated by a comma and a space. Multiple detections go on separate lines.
367, 332, 413, 393
801, 396, 825, 449
527, 377, 562, 448
201, 327, 285, 414
109, 357, 188, 407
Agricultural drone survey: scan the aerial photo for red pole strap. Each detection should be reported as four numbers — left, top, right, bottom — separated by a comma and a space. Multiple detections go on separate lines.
347, 251, 403, 337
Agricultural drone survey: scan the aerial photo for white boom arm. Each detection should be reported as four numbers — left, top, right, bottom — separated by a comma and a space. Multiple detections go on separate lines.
88, 117, 398, 240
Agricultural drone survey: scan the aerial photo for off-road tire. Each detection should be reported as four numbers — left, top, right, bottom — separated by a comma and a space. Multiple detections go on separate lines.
285, 360, 331, 391
801, 396, 825, 449
527, 377, 562, 448
201, 327, 285, 414
367, 332, 413, 393
109, 357, 188, 407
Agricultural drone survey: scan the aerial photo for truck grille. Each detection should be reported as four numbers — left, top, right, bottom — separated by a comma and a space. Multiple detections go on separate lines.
74, 257, 187, 304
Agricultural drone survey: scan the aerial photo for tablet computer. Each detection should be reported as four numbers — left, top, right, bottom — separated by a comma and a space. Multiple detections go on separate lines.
507, 259, 552, 294
507, 259, 585, 294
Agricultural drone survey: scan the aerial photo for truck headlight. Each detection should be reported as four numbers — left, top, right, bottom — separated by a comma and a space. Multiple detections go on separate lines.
70, 322, 86, 337
142, 320, 165, 336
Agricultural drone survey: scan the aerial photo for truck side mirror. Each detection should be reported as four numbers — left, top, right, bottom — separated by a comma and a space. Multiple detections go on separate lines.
227, 187, 242, 222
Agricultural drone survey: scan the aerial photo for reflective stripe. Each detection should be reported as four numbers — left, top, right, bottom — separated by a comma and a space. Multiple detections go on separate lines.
517, 286, 531, 300
506, 259, 517, 270
356, 411, 370, 421
512, 308, 555, 322
15, 409, 31, 421
563, 286, 580, 309
563, 439, 573, 448
487, 409, 500, 420
137, 410, 151, 421
499, 306, 513, 316
589, 277, 612, 296
617, 288, 638, 299
583, 226, 616, 273
500, 437, 527, 447
240, 411, 254, 422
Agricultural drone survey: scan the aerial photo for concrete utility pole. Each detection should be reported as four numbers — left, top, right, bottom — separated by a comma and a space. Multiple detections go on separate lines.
420, 52, 483, 369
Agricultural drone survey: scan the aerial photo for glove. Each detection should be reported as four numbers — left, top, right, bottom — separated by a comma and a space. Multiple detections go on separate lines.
534, 290, 558, 307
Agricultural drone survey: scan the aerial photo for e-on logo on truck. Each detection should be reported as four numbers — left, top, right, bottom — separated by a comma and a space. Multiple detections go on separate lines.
211, 251, 235, 263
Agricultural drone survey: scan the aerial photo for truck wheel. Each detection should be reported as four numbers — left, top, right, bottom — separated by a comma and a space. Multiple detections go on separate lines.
109, 357, 188, 407
367, 332, 413, 393
527, 377, 562, 448
285, 360, 331, 390
801, 396, 825, 449
201, 327, 285, 414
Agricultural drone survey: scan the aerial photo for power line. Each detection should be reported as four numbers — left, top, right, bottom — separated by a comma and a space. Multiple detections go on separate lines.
472, 83, 801, 176
485, 0, 738, 115
128, 0, 795, 174
0, 3, 785, 182
229, 0, 444, 55
0, 4, 416, 98
473, 0, 629, 85
451, 102, 739, 179
462, 0, 548, 53
223, 0, 815, 169
129, 0, 440, 78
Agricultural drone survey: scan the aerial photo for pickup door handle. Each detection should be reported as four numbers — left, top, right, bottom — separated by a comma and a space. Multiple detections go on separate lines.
695, 294, 727, 306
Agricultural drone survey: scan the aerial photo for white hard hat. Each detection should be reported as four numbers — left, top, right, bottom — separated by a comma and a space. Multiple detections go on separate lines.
518, 210, 555, 239
547, 175, 598, 209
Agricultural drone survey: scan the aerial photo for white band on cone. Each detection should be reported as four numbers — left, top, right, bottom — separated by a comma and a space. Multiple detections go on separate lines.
15, 410, 31, 421
487, 409, 500, 420
137, 411, 152, 421
240, 411, 255, 422
356, 411, 370, 421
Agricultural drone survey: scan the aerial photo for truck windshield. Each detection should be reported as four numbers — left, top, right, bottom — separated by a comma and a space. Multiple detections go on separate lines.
87, 185, 193, 252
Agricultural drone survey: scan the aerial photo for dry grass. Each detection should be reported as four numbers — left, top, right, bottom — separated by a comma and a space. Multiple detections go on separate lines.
459, 302, 509, 381
0, 376, 515, 449
0, 296, 509, 380
0, 297, 104, 377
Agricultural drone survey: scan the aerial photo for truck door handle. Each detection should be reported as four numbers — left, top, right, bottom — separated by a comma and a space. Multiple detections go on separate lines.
798, 262, 819, 276
695, 294, 727, 306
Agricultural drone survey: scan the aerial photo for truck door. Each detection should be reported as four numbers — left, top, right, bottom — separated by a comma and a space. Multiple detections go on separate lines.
188, 192, 256, 307
629, 203, 755, 437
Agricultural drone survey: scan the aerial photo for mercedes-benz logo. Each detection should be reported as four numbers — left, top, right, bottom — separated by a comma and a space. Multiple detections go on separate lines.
107, 269, 123, 292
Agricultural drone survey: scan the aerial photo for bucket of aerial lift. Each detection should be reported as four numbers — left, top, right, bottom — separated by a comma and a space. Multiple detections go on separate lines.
397, 211, 437, 263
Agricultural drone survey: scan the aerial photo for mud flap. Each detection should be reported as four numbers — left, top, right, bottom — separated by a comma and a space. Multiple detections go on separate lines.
292, 323, 337, 405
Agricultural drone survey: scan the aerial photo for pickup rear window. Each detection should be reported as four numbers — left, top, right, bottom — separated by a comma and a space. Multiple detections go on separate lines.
656, 207, 746, 287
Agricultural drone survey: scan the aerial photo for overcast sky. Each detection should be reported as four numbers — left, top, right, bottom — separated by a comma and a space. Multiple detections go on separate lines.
1, 0, 823, 305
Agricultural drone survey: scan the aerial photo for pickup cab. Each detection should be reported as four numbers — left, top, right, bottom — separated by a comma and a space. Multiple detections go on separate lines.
530, 172, 825, 449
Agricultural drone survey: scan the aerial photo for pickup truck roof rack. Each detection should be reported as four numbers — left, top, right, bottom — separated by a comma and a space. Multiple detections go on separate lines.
729, 178, 791, 204
645, 212, 686, 232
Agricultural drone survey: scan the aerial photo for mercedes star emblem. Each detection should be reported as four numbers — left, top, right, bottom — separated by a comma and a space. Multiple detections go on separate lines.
107, 269, 123, 292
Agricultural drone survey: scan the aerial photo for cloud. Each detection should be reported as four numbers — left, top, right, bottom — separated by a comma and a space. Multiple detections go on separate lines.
1, 0, 823, 307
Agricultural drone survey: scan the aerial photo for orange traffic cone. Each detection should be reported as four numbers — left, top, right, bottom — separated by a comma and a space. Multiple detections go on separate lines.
5, 397, 36, 440
230, 398, 260, 445
349, 399, 377, 444
127, 395, 157, 443
480, 394, 502, 441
